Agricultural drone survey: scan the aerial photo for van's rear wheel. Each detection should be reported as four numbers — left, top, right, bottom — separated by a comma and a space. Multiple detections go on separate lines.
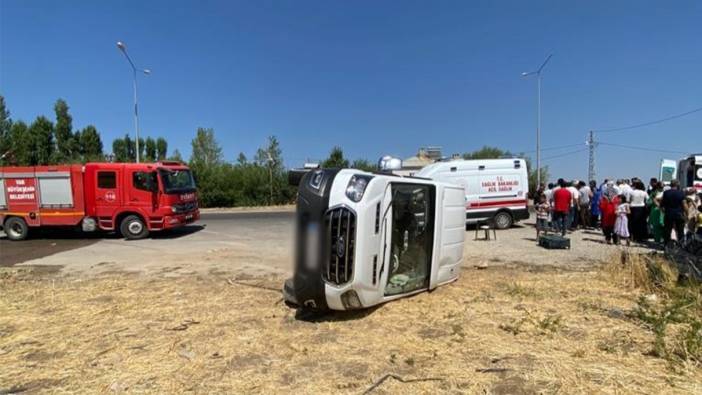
493, 211, 513, 230
120, 215, 149, 240
4, 217, 29, 241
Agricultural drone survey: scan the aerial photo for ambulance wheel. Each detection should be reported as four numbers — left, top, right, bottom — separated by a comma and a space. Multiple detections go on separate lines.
4, 217, 29, 241
120, 215, 149, 240
493, 211, 513, 230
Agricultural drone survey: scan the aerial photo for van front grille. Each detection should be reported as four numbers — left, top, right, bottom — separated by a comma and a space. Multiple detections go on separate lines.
324, 207, 356, 285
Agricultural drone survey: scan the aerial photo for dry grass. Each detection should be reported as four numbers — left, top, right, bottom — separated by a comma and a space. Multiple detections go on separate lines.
602, 250, 678, 293
603, 251, 702, 367
1, 264, 702, 394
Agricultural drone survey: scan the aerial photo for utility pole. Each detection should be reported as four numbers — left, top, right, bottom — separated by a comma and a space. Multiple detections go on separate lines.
587, 130, 596, 182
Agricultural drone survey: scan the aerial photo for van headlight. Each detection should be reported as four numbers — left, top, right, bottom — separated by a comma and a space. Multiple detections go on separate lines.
345, 175, 373, 202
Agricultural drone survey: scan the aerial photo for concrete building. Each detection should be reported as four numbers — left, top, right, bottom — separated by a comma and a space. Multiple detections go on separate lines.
396, 146, 443, 176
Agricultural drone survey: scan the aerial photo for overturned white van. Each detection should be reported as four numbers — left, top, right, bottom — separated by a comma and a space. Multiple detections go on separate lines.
415, 158, 530, 229
283, 167, 465, 311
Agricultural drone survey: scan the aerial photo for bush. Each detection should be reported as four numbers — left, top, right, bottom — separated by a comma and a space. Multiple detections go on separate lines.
191, 163, 297, 208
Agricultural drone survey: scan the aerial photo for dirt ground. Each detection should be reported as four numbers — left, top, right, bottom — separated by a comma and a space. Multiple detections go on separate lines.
1, 216, 700, 394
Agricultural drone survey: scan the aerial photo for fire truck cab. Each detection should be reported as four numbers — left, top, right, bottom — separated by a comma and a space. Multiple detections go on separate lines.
0, 161, 199, 241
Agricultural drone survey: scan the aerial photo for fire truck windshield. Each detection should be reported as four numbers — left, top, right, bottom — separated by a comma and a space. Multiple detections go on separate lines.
159, 169, 196, 193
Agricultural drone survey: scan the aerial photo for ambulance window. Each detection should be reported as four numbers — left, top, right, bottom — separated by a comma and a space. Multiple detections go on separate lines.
97, 171, 116, 189
132, 172, 152, 191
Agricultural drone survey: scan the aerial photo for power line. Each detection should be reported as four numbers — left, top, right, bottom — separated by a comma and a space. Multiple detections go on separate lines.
594, 105, 702, 133
598, 142, 688, 155
542, 148, 588, 161
516, 143, 584, 154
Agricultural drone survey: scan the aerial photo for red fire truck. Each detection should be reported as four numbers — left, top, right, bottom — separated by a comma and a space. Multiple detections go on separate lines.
0, 162, 200, 241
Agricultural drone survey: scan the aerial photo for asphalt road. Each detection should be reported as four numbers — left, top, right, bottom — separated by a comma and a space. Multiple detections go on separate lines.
0, 211, 295, 271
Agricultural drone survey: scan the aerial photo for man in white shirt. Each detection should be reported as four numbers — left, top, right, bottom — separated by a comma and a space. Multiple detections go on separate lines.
578, 181, 593, 228
618, 180, 633, 201
567, 181, 580, 230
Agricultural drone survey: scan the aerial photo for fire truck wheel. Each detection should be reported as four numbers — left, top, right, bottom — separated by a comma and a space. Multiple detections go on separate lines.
493, 211, 513, 230
120, 215, 149, 240
4, 217, 29, 241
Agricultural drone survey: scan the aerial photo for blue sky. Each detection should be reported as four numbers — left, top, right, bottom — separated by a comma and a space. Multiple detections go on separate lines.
1, 0, 700, 180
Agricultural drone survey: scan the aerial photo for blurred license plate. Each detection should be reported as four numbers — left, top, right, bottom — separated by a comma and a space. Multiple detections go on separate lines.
305, 222, 320, 270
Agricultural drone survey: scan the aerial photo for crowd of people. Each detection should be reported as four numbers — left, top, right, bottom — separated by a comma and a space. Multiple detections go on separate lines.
534, 177, 702, 247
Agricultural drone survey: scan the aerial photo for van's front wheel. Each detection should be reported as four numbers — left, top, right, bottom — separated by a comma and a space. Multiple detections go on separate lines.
493, 211, 513, 230
4, 217, 29, 241
120, 215, 149, 240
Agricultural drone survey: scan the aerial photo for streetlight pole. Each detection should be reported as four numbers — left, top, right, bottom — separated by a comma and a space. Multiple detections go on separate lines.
522, 54, 552, 188
116, 41, 150, 163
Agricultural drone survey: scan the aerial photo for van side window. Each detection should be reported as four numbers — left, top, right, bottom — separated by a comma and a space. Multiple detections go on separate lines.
133, 172, 152, 191
97, 171, 116, 189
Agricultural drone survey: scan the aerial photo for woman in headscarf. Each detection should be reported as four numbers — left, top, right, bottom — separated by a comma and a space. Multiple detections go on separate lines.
600, 182, 621, 244
647, 182, 665, 244
628, 180, 649, 242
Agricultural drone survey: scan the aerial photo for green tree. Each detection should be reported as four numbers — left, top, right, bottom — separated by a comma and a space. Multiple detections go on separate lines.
322, 146, 349, 168
112, 135, 130, 162
351, 158, 375, 172
144, 137, 157, 162
28, 116, 55, 165
256, 136, 285, 204
189, 128, 225, 207
0, 95, 11, 159
7, 121, 31, 165
524, 157, 549, 195
463, 146, 511, 160
156, 137, 168, 160
190, 127, 223, 167
237, 152, 248, 166
168, 149, 183, 163
54, 99, 74, 160
255, 136, 283, 169
78, 125, 103, 162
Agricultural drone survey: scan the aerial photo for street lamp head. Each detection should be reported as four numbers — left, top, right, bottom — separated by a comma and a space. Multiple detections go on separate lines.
142, 69, 151, 75
116, 41, 126, 51
521, 72, 529, 77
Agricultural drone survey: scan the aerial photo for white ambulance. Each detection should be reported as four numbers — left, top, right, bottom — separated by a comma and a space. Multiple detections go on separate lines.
415, 158, 530, 229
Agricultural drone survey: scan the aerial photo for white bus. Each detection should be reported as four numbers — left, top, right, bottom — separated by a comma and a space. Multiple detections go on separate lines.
415, 158, 530, 229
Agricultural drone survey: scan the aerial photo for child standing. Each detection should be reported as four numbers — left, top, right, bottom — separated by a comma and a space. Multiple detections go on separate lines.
614, 195, 631, 246
536, 194, 550, 240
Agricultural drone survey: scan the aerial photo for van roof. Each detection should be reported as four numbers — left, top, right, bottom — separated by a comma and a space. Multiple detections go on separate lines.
416, 158, 526, 176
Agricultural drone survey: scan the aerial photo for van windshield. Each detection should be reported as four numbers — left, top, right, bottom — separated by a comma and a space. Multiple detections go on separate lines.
159, 169, 196, 193
661, 166, 676, 183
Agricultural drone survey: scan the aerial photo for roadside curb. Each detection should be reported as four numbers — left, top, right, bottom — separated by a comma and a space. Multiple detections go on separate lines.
200, 205, 295, 214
